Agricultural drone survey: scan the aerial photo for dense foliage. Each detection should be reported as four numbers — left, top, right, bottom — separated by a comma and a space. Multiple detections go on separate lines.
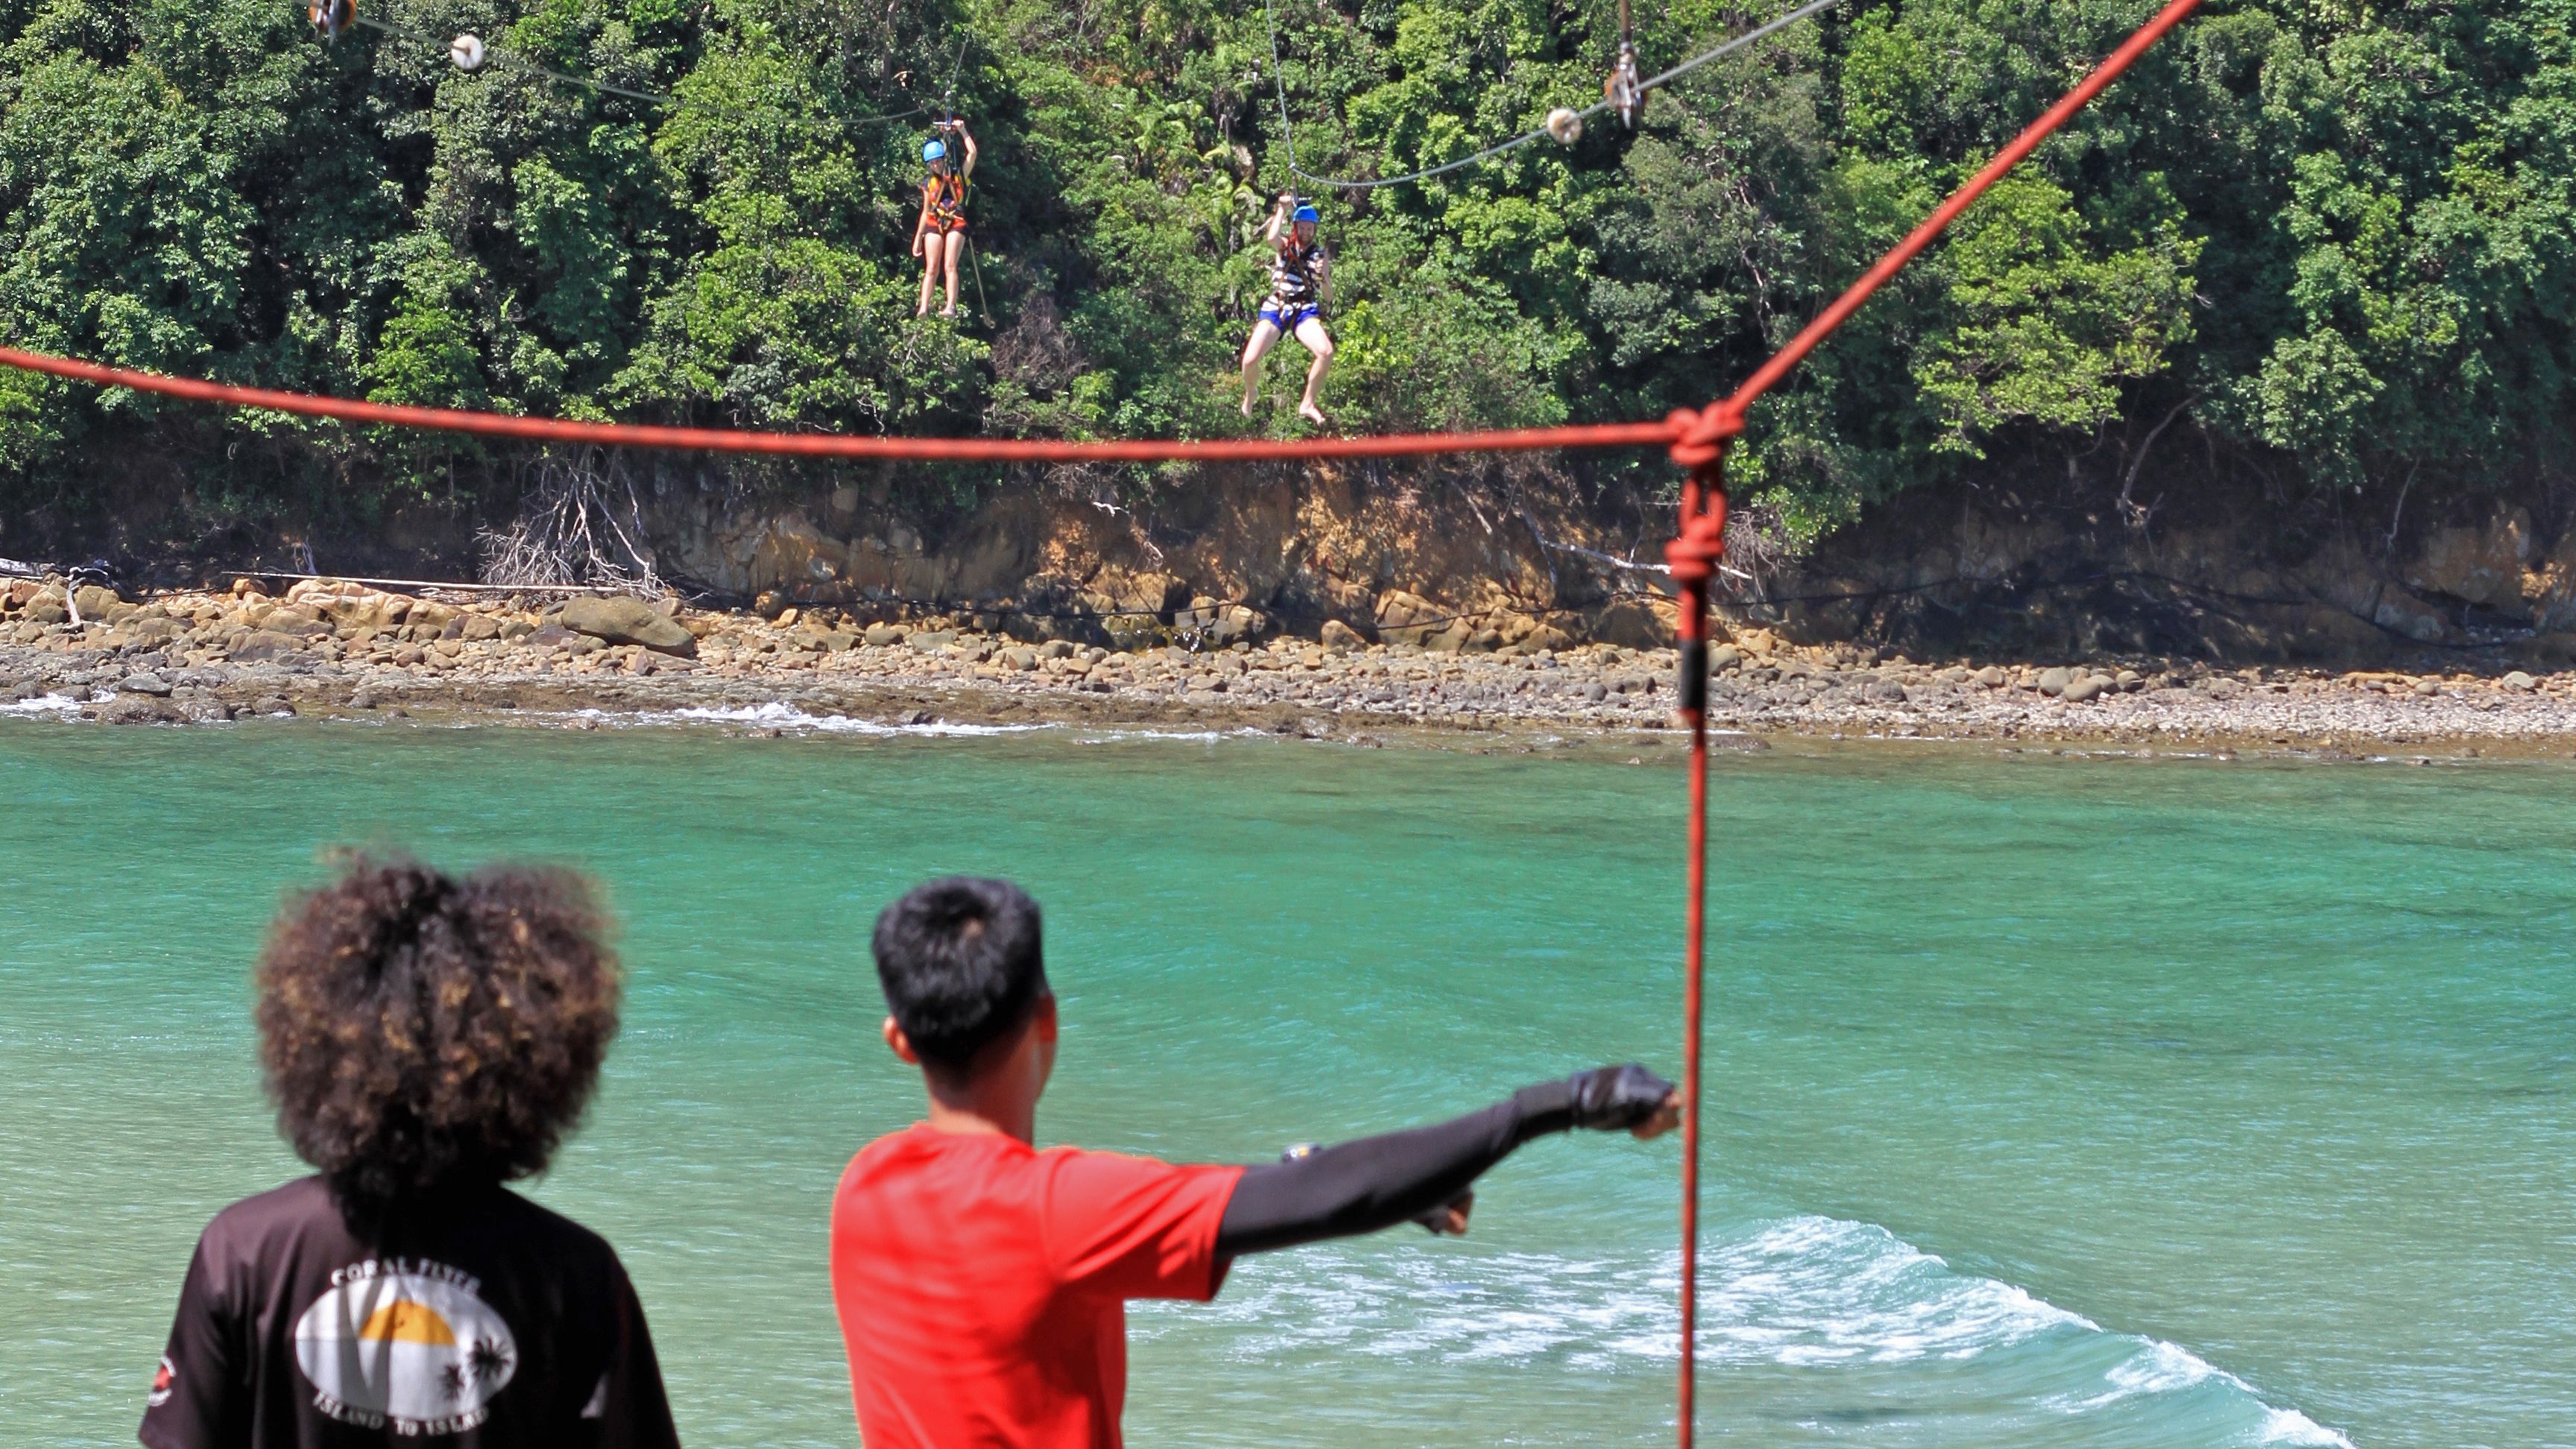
0, 0, 2566, 543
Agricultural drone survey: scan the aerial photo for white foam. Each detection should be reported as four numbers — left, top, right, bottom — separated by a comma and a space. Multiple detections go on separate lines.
0, 691, 84, 716
1141, 1213, 2351, 1444
555, 701, 1056, 736
2261, 1406, 2356, 1445
538, 701, 1298, 745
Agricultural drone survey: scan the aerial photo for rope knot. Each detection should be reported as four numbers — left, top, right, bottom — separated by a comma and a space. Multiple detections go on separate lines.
1665, 405, 1741, 471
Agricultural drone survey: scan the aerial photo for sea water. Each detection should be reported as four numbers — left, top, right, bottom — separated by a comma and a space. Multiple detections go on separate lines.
2, 714, 2569, 1448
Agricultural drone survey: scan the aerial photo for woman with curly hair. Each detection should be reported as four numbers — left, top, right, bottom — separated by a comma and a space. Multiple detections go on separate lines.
139, 856, 680, 1449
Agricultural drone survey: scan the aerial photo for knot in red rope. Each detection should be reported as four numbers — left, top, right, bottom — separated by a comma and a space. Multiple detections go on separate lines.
1662, 405, 1736, 592
1664, 403, 1740, 471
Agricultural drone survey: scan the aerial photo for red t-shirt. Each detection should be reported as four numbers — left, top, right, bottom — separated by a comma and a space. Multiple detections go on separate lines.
830, 1124, 1243, 1449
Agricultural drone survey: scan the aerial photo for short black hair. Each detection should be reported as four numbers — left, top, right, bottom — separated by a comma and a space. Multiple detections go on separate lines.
257, 854, 621, 1208
872, 877, 1047, 1077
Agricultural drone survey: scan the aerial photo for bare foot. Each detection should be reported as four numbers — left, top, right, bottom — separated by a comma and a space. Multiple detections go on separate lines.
1298, 401, 1327, 426
916, 300, 931, 317
1240, 394, 1257, 417
939, 305, 958, 318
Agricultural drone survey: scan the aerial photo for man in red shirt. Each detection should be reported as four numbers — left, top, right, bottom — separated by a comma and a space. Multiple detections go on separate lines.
831, 877, 1679, 1448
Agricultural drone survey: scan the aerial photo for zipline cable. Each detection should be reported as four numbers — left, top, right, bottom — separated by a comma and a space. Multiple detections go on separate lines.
1262, 0, 1841, 192
348, 13, 671, 104
342, 7, 953, 121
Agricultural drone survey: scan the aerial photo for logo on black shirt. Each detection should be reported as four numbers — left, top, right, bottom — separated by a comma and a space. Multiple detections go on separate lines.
148, 1355, 175, 1409
293, 1259, 519, 1434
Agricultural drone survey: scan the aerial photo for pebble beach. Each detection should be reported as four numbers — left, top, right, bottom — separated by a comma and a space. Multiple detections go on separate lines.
7, 577, 2576, 757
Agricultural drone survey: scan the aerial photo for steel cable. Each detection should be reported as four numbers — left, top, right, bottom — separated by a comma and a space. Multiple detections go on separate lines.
1261, 0, 1843, 192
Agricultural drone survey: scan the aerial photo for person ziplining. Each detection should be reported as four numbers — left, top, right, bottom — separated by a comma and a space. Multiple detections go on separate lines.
1240, 195, 1334, 426
913, 119, 979, 318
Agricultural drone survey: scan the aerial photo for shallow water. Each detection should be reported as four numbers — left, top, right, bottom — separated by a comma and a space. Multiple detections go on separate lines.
3, 716, 2570, 1448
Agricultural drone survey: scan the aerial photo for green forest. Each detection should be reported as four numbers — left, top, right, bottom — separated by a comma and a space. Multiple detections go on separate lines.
0, 0, 2567, 550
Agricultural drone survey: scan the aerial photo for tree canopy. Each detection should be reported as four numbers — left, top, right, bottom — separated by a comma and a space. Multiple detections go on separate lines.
0, 0, 2566, 543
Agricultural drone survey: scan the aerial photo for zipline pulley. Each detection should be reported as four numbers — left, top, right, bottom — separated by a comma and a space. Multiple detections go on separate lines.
309, 0, 353, 42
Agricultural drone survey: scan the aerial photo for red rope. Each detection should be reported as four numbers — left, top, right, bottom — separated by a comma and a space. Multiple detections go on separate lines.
1658, 4, 2201, 1444
0, 345, 1674, 462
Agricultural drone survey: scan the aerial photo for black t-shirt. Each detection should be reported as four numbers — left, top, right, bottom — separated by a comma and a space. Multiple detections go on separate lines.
139, 1176, 680, 1449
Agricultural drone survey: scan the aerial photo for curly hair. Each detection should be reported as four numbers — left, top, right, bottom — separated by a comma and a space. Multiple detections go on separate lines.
256, 855, 622, 1206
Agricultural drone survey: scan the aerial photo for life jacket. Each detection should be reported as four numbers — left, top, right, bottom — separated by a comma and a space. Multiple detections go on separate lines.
1268, 241, 1325, 309
920, 172, 968, 230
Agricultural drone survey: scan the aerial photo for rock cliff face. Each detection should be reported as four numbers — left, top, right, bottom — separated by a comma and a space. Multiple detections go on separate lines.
640, 464, 1688, 654
1764, 480, 2576, 668
21, 456, 2573, 668
631, 462, 2576, 667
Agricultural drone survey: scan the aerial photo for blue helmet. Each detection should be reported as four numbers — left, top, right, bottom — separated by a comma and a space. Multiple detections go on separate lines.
1292, 203, 1320, 224
923, 139, 947, 164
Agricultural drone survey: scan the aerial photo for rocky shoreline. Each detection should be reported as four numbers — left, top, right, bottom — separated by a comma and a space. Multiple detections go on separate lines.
6, 578, 2576, 758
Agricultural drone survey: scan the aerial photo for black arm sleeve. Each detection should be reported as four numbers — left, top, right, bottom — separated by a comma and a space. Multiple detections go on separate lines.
1213, 1079, 1580, 1257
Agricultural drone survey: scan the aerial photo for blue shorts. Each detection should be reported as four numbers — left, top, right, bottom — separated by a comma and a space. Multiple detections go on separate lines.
1258, 304, 1321, 331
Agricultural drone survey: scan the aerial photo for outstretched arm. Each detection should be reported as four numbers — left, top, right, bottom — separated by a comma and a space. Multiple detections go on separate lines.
1213, 1064, 1678, 1258
1263, 192, 1292, 246
956, 119, 979, 179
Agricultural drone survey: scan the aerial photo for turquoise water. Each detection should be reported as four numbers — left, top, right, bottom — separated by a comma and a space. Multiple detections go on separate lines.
3, 713, 2571, 1448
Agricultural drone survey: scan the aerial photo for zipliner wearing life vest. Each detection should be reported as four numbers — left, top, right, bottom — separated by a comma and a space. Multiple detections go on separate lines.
830, 877, 1683, 1449
913, 119, 978, 318
1240, 194, 1333, 426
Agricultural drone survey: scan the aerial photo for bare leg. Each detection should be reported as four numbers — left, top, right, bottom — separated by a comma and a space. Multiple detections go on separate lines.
1239, 318, 1284, 416
941, 231, 962, 317
1292, 315, 1334, 426
916, 232, 946, 316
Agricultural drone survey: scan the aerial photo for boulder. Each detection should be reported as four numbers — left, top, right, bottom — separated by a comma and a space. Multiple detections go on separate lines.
1587, 597, 1679, 650
72, 584, 127, 621
230, 630, 311, 662
1200, 604, 1265, 647
2061, 675, 2106, 703
1522, 622, 1576, 653
98, 695, 183, 725
864, 624, 908, 647
119, 672, 174, 696
558, 596, 698, 656
2371, 586, 2450, 644
2036, 666, 2073, 696
2408, 511, 2531, 614
2501, 670, 2538, 692
1319, 619, 1367, 650
1373, 590, 1446, 646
